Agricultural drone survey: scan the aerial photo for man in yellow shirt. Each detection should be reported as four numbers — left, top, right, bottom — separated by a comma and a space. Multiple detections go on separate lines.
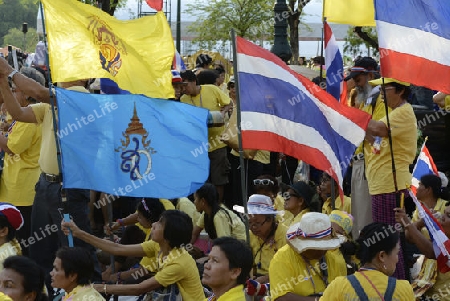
366, 77, 417, 280
0, 57, 101, 296
269, 212, 347, 300
318, 173, 351, 215
0, 67, 43, 256
180, 70, 232, 203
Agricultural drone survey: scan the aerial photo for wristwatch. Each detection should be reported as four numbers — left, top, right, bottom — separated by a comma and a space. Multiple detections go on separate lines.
7, 70, 19, 87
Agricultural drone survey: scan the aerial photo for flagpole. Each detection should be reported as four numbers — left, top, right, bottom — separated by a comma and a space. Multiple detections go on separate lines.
231, 29, 250, 244
39, 2, 74, 248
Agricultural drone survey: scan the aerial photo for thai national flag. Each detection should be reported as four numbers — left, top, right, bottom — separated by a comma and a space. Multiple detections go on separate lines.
173, 50, 186, 72
236, 37, 371, 195
410, 190, 450, 273
411, 142, 438, 195
375, 0, 450, 93
324, 21, 343, 101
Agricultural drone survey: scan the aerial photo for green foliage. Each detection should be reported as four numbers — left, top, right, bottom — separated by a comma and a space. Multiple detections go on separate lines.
186, 0, 273, 49
4, 27, 38, 53
344, 26, 379, 57
0, 0, 39, 47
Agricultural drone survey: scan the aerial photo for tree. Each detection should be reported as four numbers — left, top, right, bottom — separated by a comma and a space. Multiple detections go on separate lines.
287, 0, 311, 65
4, 27, 38, 53
0, 0, 39, 46
186, 0, 273, 50
344, 26, 379, 58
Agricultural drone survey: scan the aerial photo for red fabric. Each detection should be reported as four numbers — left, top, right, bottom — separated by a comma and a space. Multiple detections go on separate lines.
145, 0, 163, 11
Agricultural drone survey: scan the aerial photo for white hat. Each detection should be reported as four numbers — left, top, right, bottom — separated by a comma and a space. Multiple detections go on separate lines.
233, 194, 279, 215
286, 212, 341, 254
438, 171, 448, 188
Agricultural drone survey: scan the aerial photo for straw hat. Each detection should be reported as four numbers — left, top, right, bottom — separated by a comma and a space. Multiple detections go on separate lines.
286, 212, 341, 253
233, 194, 279, 215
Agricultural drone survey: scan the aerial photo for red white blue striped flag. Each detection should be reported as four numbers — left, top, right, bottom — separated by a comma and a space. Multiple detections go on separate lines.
236, 37, 371, 195
324, 21, 344, 101
411, 141, 438, 195
375, 0, 450, 93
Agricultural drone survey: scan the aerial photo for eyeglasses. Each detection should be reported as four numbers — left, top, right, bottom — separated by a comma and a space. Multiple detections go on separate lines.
249, 219, 268, 229
283, 192, 300, 200
253, 179, 274, 186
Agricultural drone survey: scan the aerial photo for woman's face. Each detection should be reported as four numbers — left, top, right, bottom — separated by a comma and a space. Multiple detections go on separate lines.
202, 246, 238, 290
283, 188, 302, 212
248, 215, 272, 239
0, 268, 31, 301
150, 219, 165, 244
193, 193, 205, 213
50, 258, 74, 290
416, 182, 431, 200
382, 242, 400, 276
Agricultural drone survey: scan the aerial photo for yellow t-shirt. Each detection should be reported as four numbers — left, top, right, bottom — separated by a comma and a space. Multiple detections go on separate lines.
230, 149, 270, 164
366, 103, 417, 195
197, 207, 246, 241
425, 269, 450, 301
0, 292, 12, 301
160, 198, 199, 225
153, 248, 205, 301
140, 239, 160, 272
250, 222, 287, 276
412, 198, 447, 238
269, 245, 347, 299
282, 208, 310, 228
320, 270, 414, 301
63, 285, 104, 301
0, 121, 42, 206
354, 93, 388, 155
30, 103, 59, 175
180, 84, 230, 152
204, 285, 245, 301
0, 241, 21, 270
322, 196, 352, 215
444, 95, 450, 110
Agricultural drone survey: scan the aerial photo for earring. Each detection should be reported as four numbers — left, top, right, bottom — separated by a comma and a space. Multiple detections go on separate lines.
383, 264, 387, 270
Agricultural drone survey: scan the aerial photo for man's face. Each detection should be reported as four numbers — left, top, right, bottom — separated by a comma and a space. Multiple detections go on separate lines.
353, 73, 369, 88
172, 83, 186, 100
183, 80, 197, 96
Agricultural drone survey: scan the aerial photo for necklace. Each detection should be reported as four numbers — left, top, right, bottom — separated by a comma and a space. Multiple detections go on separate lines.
359, 270, 385, 301
301, 255, 328, 294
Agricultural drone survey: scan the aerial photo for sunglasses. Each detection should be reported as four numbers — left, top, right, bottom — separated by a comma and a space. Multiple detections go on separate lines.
253, 179, 274, 186
283, 192, 300, 200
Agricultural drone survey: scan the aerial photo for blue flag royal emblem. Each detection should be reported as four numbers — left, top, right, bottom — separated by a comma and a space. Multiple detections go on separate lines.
115, 103, 156, 181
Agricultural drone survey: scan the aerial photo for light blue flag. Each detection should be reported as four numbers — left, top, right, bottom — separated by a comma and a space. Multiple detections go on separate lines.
56, 87, 210, 198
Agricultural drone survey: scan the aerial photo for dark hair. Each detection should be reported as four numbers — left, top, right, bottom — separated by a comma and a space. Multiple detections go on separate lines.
196, 54, 212, 67
254, 174, 279, 195
3, 256, 48, 301
0, 215, 15, 242
212, 237, 253, 285
160, 210, 193, 248
420, 174, 449, 200
387, 82, 411, 100
55, 247, 94, 285
215, 66, 225, 75
197, 70, 219, 85
195, 183, 222, 239
136, 198, 165, 224
356, 222, 400, 266
227, 81, 235, 90
180, 70, 196, 82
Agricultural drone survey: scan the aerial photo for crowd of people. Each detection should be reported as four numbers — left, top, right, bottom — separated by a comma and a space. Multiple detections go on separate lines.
0, 47, 448, 301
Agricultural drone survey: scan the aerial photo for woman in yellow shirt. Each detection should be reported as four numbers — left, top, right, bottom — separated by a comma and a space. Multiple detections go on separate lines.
0, 203, 22, 269
62, 210, 205, 301
192, 183, 246, 241
50, 247, 104, 301
321, 222, 415, 300
202, 237, 252, 301
282, 181, 315, 227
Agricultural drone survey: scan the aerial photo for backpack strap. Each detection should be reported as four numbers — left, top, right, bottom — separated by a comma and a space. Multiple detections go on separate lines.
347, 275, 369, 301
384, 276, 397, 301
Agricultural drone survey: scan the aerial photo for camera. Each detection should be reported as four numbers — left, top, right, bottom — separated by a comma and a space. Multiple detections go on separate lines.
7, 45, 28, 70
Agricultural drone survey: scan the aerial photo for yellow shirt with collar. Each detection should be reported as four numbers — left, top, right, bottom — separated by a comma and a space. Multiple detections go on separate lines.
320, 270, 414, 301
412, 198, 447, 238
322, 196, 352, 215
425, 269, 450, 301
62, 285, 104, 301
269, 245, 347, 299
160, 198, 199, 225
282, 208, 310, 228
197, 207, 246, 241
0, 121, 42, 206
153, 248, 205, 301
204, 285, 245, 301
180, 84, 230, 152
365, 103, 417, 195
250, 222, 287, 276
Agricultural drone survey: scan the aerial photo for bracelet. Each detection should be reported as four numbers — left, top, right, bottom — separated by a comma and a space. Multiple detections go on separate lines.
103, 283, 107, 295
117, 272, 122, 282
117, 219, 124, 226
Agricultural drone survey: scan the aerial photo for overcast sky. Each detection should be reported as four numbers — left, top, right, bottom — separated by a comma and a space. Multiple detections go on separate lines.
115, 0, 324, 23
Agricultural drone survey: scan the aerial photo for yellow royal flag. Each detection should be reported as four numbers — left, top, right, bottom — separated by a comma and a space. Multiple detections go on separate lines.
323, 0, 376, 26
41, 0, 175, 99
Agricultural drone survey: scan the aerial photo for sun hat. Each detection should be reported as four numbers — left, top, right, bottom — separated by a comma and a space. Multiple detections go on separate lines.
329, 210, 353, 236
233, 194, 279, 215
369, 77, 410, 87
0, 203, 24, 230
286, 212, 341, 253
